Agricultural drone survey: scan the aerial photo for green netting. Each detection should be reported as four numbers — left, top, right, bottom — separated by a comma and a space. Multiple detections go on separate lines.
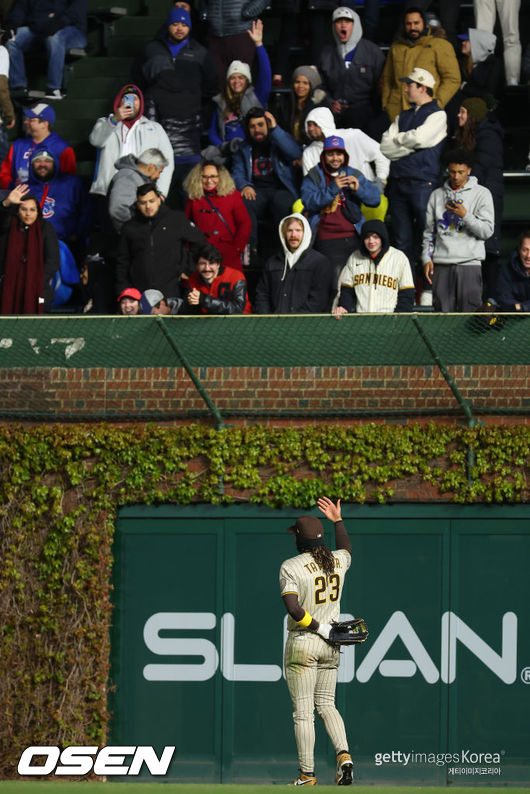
0, 314, 527, 422
0, 313, 527, 368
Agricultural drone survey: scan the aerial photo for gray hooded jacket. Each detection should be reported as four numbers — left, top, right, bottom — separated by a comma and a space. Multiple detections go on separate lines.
318, 9, 385, 106
422, 175, 494, 267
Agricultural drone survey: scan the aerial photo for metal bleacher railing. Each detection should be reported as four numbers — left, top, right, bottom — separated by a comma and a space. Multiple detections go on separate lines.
0, 313, 527, 426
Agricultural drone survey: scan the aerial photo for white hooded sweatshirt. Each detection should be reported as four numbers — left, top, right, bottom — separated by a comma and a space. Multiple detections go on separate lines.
302, 106, 389, 184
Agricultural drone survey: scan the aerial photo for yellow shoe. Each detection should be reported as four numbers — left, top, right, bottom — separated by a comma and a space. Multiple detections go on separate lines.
336, 752, 353, 785
291, 772, 317, 785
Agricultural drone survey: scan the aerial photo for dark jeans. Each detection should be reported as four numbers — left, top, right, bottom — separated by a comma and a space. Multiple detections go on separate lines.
208, 32, 255, 84
243, 186, 295, 250
387, 178, 435, 284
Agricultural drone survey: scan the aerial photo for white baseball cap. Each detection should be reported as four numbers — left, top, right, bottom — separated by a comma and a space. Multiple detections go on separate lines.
332, 6, 355, 22
399, 67, 436, 89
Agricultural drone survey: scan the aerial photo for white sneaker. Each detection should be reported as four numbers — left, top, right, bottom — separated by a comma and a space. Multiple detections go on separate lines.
45, 89, 65, 100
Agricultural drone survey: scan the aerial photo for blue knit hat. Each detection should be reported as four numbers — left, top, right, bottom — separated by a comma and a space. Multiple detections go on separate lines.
167, 7, 191, 27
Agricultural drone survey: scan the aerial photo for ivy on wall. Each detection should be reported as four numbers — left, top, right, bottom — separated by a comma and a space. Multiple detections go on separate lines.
0, 422, 528, 777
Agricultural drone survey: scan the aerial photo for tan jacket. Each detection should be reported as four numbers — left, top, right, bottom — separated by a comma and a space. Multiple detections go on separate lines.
380, 28, 460, 122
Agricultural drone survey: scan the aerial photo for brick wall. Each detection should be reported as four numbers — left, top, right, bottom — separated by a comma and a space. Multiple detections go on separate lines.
0, 364, 528, 424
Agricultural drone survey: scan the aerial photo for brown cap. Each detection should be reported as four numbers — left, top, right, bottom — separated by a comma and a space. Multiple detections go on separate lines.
287, 515, 324, 539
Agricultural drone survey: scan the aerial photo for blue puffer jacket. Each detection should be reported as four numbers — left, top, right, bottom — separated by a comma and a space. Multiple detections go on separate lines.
231, 125, 301, 197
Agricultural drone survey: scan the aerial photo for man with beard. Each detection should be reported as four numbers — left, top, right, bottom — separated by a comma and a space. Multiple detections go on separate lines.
254, 213, 331, 314
380, 6, 460, 123
302, 106, 389, 188
27, 149, 90, 246
142, 7, 218, 206
231, 107, 301, 254
301, 135, 380, 293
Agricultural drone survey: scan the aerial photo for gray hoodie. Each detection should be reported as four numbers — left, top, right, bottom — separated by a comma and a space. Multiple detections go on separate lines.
333, 8, 363, 61
108, 154, 153, 232
422, 175, 494, 266
469, 28, 497, 65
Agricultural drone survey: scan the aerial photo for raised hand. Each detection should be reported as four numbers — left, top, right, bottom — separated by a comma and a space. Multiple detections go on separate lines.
247, 19, 263, 46
5, 183, 31, 206
317, 497, 342, 522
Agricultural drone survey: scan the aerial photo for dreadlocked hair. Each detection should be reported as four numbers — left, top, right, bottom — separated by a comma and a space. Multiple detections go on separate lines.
310, 545, 335, 576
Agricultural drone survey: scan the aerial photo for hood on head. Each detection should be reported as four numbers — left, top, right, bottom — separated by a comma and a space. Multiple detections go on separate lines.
360, 219, 389, 258
279, 212, 312, 265
332, 7, 363, 55
113, 84, 144, 120
468, 27, 496, 64
320, 135, 349, 172
304, 106, 336, 139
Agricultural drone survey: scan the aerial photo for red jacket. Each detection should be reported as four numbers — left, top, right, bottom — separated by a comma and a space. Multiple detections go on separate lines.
185, 189, 251, 272
186, 264, 251, 314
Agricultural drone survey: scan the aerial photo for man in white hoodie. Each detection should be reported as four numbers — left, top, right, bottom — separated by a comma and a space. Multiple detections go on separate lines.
254, 213, 332, 313
318, 7, 387, 139
422, 148, 494, 311
302, 107, 389, 189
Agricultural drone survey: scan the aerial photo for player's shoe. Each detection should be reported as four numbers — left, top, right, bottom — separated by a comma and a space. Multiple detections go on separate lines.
291, 772, 317, 785
336, 752, 354, 785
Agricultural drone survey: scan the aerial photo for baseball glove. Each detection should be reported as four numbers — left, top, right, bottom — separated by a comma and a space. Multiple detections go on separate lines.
327, 617, 369, 645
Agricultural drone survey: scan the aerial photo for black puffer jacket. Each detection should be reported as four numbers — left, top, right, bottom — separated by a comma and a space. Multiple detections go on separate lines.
207, 0, 270, 37
115, 203, 206, 298
143, 36, 218, 157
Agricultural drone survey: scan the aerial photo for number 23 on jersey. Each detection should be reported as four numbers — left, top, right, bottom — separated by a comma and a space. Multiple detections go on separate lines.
314, 573, 340, 604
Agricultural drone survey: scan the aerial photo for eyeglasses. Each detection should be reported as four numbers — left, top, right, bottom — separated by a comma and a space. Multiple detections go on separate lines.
202, 174, 219, 181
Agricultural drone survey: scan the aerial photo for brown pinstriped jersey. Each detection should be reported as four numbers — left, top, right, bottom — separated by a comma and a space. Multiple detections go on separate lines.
279, 549, 351, 631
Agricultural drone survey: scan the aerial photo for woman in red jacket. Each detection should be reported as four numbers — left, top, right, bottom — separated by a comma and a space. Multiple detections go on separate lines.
183, 159, 251, 272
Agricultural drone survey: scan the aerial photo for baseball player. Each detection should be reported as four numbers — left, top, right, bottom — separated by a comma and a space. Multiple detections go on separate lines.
279, 496, 353, 786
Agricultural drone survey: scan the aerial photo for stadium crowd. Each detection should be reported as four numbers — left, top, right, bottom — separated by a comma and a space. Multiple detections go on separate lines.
0, 0, 528, 316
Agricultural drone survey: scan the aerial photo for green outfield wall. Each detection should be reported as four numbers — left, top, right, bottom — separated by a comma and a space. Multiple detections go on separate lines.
110, 503, 530, 786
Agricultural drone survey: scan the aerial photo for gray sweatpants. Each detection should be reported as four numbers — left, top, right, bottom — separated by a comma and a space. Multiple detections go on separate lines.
432, 264, 483, 312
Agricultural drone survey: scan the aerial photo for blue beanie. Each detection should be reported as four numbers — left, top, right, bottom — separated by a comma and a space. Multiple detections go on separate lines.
167, 7, 191, 27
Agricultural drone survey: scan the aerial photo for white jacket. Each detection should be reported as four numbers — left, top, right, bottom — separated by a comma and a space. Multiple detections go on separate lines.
89, 114, 174, 197
302, 107, 389, 183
